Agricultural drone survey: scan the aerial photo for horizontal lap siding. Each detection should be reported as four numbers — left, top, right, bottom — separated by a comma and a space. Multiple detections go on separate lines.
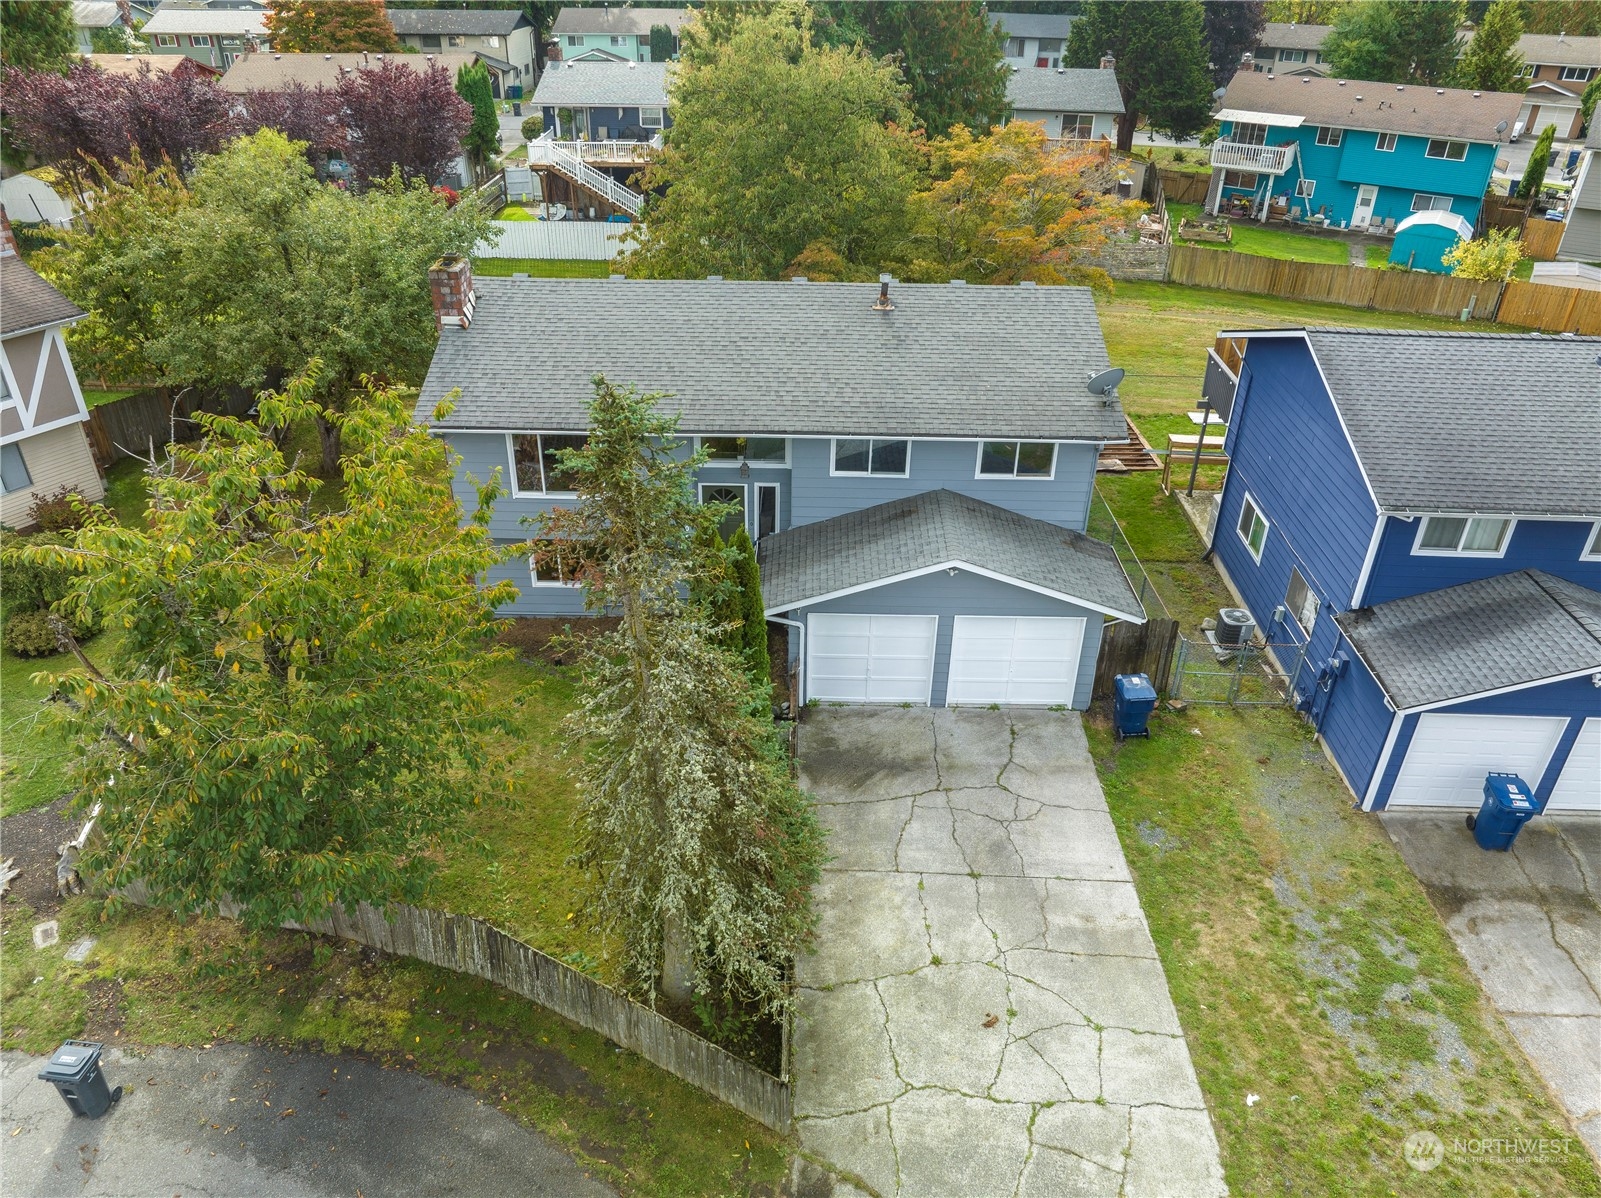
1319, 639, 1397, 805
797, 571, 1105, 708
787, 438, 1098, 531
0, 423, 105, 528
1365, 516, 1601, 606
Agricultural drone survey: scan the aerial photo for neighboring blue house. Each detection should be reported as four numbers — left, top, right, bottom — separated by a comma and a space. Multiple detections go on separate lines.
532, 60, 671, 142
417, 262, 1146, 709
1206, 70, 1523, 230
1206, 327, 1601, 815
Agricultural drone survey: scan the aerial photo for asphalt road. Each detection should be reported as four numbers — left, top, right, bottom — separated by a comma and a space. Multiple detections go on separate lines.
1, 1043, 614, 1197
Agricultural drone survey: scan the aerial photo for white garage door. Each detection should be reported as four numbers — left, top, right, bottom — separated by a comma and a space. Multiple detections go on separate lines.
1546, 718, 1601, 814
1388, 713, 1568, 808
807, 614, 938, 705
946, 615, 1086, 707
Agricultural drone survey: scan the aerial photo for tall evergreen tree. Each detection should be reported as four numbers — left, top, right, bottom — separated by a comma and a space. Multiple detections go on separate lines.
1517, 122, 1556, 200
0, 0, 75, 71
1203, 0, 1268, 85
265, 0, 399, 53
455, 60, 499, 179
1323, 0, 1464, 85
1065, 2, 1215, 150
727, 527, 770, 692
1456, 0, 1525, 92
649, 22, 675, 61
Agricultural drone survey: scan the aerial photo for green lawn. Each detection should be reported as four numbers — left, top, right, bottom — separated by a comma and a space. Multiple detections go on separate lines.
1170, 203, 1352, 264
1365, 243, 1392, 269
0, 636, 83, 816
494, 203, 538, 221
1140, 145, 1215, 175
474, 257, 611, 278
79, 387, 137, 409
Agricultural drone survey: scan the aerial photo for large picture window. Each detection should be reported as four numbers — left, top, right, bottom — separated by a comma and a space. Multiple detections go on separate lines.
832, 438, 909, 476
1237, 494, 1268, 561
699, 436, 785, 463
510, 433, 588, 495
976, 441, 1056, 478
1415, 515, 1512, 556
1060, 113, 1094, 139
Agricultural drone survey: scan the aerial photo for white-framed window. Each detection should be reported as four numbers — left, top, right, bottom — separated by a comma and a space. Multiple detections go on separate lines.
1414, 515, 1513, 556
1583, 522, 1601, 562
1425, 138, 1469, 161
487, 35, 500, 47
1223, 170, 1259, 189
610, 34, 627, 46
447, 34, 465, 47
1005, 36, 1024, 57
1559, 65, 1596, 82
640, 106, 664, 129
1060, 113, 1094, 139
509, 433, 588, 496
1518, 62, 1536, 77
190, 35, 211, 47
1232, 121, 1268, 146
1237, 493, 1268, 562
697, 436, 785, 464
1315, 126, 1343, 147
1375, 131, 1397, 152
1295, 179, 1316, 199
1285, 567, 1318, 635
155, 32, 177, 46
1, 442, 31, 494
529, 540, 582, 586
976, 441, 1056, 479
1411, 193, 1453, 212
831, 438, 909, 477
566, 34, 582, 46
1279, 48, 1306, 63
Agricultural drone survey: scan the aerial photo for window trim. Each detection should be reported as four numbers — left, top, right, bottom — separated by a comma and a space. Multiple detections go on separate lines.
155, 32, 177, 46
1295, 179, 1316, 199
1285, 567, 1318, 636
1559, 65, 1595, 82
1411, 192, 1453, 212
1375, 131, 1397, 152
1222, 169, 1260, 189
1059, 112, 1094, 140
1580, 522, 1601, 562
694, 436, 788, 466
1279, 48, 1306, 63
1, 441, 32, 494
190, 34, 211, 47
639, 105, 664, 129
506, 432, 586, 498
447, 34, 466, 47
528, 540, 582, 587
1314, 126, 1343, 147
1424, 138, 1469, 161
973, 440, 1058, 480
1237, 493, 1269, 563
829, 437, 911, 478
1411, 514, 1515, 558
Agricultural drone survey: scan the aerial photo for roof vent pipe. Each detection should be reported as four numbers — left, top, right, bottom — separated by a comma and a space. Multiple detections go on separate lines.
872, 274, 895, 311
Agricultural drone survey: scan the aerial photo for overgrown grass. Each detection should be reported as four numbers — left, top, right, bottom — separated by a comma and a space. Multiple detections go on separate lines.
0, 896, 790, 1197
1091, 472, 1227, 630
1139, 145, 1215, 175
80, 387, 136, 408
1169, 203, 1353, 264
474, 257, 611, 278
1087, 705, 1601, 1196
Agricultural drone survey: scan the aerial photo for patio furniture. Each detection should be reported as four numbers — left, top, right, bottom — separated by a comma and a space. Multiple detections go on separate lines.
1379, 216, 1396, 236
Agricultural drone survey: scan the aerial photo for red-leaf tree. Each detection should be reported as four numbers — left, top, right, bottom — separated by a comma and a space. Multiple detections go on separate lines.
240, 81, 348, 164
120, 67, 238, 173
265, 0, 398, 53
334, 59, 470, 187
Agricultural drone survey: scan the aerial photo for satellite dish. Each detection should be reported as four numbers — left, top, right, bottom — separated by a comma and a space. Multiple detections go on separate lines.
1495, 119, 1508, 135
1087, 367, 1125, 396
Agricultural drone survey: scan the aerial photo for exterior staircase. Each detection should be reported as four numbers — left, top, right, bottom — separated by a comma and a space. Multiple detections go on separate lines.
1097, 418, 1161, 472
527, 134, 645, 218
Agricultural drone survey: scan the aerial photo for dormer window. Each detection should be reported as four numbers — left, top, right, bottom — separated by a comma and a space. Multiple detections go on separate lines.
1415, 515, 1512, 556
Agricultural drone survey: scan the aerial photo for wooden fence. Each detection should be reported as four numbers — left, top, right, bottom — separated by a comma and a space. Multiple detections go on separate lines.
1496, 279, 1601, 334
1167, 244, 1503, 319
86, 387, 255, 468
1520, 217, 1565, 262
1156, 167, 1211, 206
1481, 193, 1529, 231
121, 882, 792, 1133
1093, 617, 1181, 698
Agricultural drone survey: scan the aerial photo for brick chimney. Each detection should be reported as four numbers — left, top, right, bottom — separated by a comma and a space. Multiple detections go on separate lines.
1099, 53, 1116, 70
428, 255, 475, 330
0, 211, 17, 258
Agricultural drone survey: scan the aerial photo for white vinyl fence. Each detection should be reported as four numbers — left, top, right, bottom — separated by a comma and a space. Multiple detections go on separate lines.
476, 220, 631, 261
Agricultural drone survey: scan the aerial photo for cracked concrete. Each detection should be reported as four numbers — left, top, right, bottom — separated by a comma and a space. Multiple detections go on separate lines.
1382, 813, 1601, 1164
794, 708, 1226, 1198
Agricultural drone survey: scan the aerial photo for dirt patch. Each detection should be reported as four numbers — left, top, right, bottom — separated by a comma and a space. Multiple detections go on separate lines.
470, 1036, 610, 1105
81, 976, 126, 1043
495, 616, 618, 666
0, 794, 76, 921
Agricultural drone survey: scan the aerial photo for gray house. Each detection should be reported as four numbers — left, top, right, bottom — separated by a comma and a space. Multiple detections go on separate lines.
990, 11, 1075, 70
1559, 125, 1601, 263
386, 7, 538, 98
141, 1, 267, 69
417, 265, 1144, 709
1006, 65, 1124, 142
1251, 22, 1332, 75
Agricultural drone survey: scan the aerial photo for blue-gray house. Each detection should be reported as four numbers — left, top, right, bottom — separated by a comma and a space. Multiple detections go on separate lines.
1207, 70, 1523, 230
1207, 327, 1601, 815
531, 60, 671, 142
417, 262, 1145, 709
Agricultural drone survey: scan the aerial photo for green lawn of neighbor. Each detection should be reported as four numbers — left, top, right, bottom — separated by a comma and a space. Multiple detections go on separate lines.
79, 387, 137, 409
473, 257, 610, 278
494, 203, 538, 221
1140, 145, 1215, 175
1169, 203, 1352, 264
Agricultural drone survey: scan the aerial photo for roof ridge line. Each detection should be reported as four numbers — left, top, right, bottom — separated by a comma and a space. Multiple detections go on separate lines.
1525, 569, 1601, 649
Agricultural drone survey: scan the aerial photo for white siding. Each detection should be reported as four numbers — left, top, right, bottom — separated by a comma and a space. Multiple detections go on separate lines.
0, 422, 105, 528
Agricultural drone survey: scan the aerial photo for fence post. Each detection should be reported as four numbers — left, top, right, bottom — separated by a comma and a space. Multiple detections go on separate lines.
1227, 646, 1246, 705
1171, 637, 1187, 700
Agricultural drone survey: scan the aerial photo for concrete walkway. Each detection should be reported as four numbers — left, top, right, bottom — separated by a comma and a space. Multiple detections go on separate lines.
2, 1043, 613, 1197
793, 708, 1225, 1198
1383, 814, 1601, 1162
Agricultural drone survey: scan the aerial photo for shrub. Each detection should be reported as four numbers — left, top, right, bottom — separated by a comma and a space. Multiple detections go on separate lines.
520, 113, 541, 141
0, 530, 99, 644
29, 485, 93, 532
1444, 227, 1524, 280
3, 610, 62, 658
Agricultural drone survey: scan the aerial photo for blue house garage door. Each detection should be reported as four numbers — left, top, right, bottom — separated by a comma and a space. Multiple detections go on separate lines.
1388, 714, 1567, 808
807, 614, 938, 705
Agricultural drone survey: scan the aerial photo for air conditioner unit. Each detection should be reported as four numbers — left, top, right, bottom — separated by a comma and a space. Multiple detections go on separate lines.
1216, 607, 1255, 646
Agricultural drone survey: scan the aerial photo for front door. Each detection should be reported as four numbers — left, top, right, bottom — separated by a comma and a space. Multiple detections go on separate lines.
1351, 184, 1379, 228
700, 483, 746, 541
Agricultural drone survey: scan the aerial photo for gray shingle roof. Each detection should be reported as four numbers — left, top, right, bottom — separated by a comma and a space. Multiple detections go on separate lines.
1, 254, 83, 337
1510, 32, 1601, 68
141, 7, 265, 35
418, 278, 1129, 441
1298, 328, 1601, 517
220, 51, 477, 91
990, 12, 1074, 40
1007, 68, 1124, 116
385, 8, 526, 36
1335, 570, 1601, 709
551, 7, 685, 37
1218, 69, 1523, 143
757, 489, 1145, 618
1258, 22, 1332, 52
531, 60, 669, 107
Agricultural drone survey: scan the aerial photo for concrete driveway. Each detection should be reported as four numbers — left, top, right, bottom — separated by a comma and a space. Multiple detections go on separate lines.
1, 1043, 612, 1197
793, 708, 1225, 1198
1383, 814, 1601, 1162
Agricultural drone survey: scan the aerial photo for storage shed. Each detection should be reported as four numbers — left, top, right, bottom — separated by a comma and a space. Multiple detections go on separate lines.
1389, 210, 1474, 274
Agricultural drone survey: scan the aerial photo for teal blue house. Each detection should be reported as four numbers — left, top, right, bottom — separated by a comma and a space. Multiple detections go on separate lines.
1206, 71, 1523, 231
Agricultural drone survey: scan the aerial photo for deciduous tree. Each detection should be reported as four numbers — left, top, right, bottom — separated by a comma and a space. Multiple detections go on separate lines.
240, 80, 347, 168
0, 0, 75, 71
1203, 0, 1268, 84
1262, 0, 1348, 24
456, 60, 499, 179
538, 378, 824, 1012
1065, 2, 1215, 150
620, 2, 919, 280
1456, 0, 1525, 92
1323, 0, 1464, 85
265, 0, 398, 52
1442, 226, 1523, 278
334, 58, 470, 186
18, 369, 517, 931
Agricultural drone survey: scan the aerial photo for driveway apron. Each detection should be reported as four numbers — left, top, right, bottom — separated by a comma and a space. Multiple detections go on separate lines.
793, 708, 1226, 1198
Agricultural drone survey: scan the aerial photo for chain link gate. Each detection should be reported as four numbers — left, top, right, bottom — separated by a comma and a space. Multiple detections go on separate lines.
1170, 637, 1309, 706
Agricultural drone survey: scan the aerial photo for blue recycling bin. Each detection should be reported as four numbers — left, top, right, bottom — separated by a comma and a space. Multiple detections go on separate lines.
1113, 673, 1158, 739
1466, 772, 1538, 852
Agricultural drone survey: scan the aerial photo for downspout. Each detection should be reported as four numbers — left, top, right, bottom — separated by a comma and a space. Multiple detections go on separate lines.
769, 614, 805, 708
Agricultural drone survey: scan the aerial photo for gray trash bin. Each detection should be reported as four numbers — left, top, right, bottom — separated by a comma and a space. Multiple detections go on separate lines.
37, 1040, 121, 1118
